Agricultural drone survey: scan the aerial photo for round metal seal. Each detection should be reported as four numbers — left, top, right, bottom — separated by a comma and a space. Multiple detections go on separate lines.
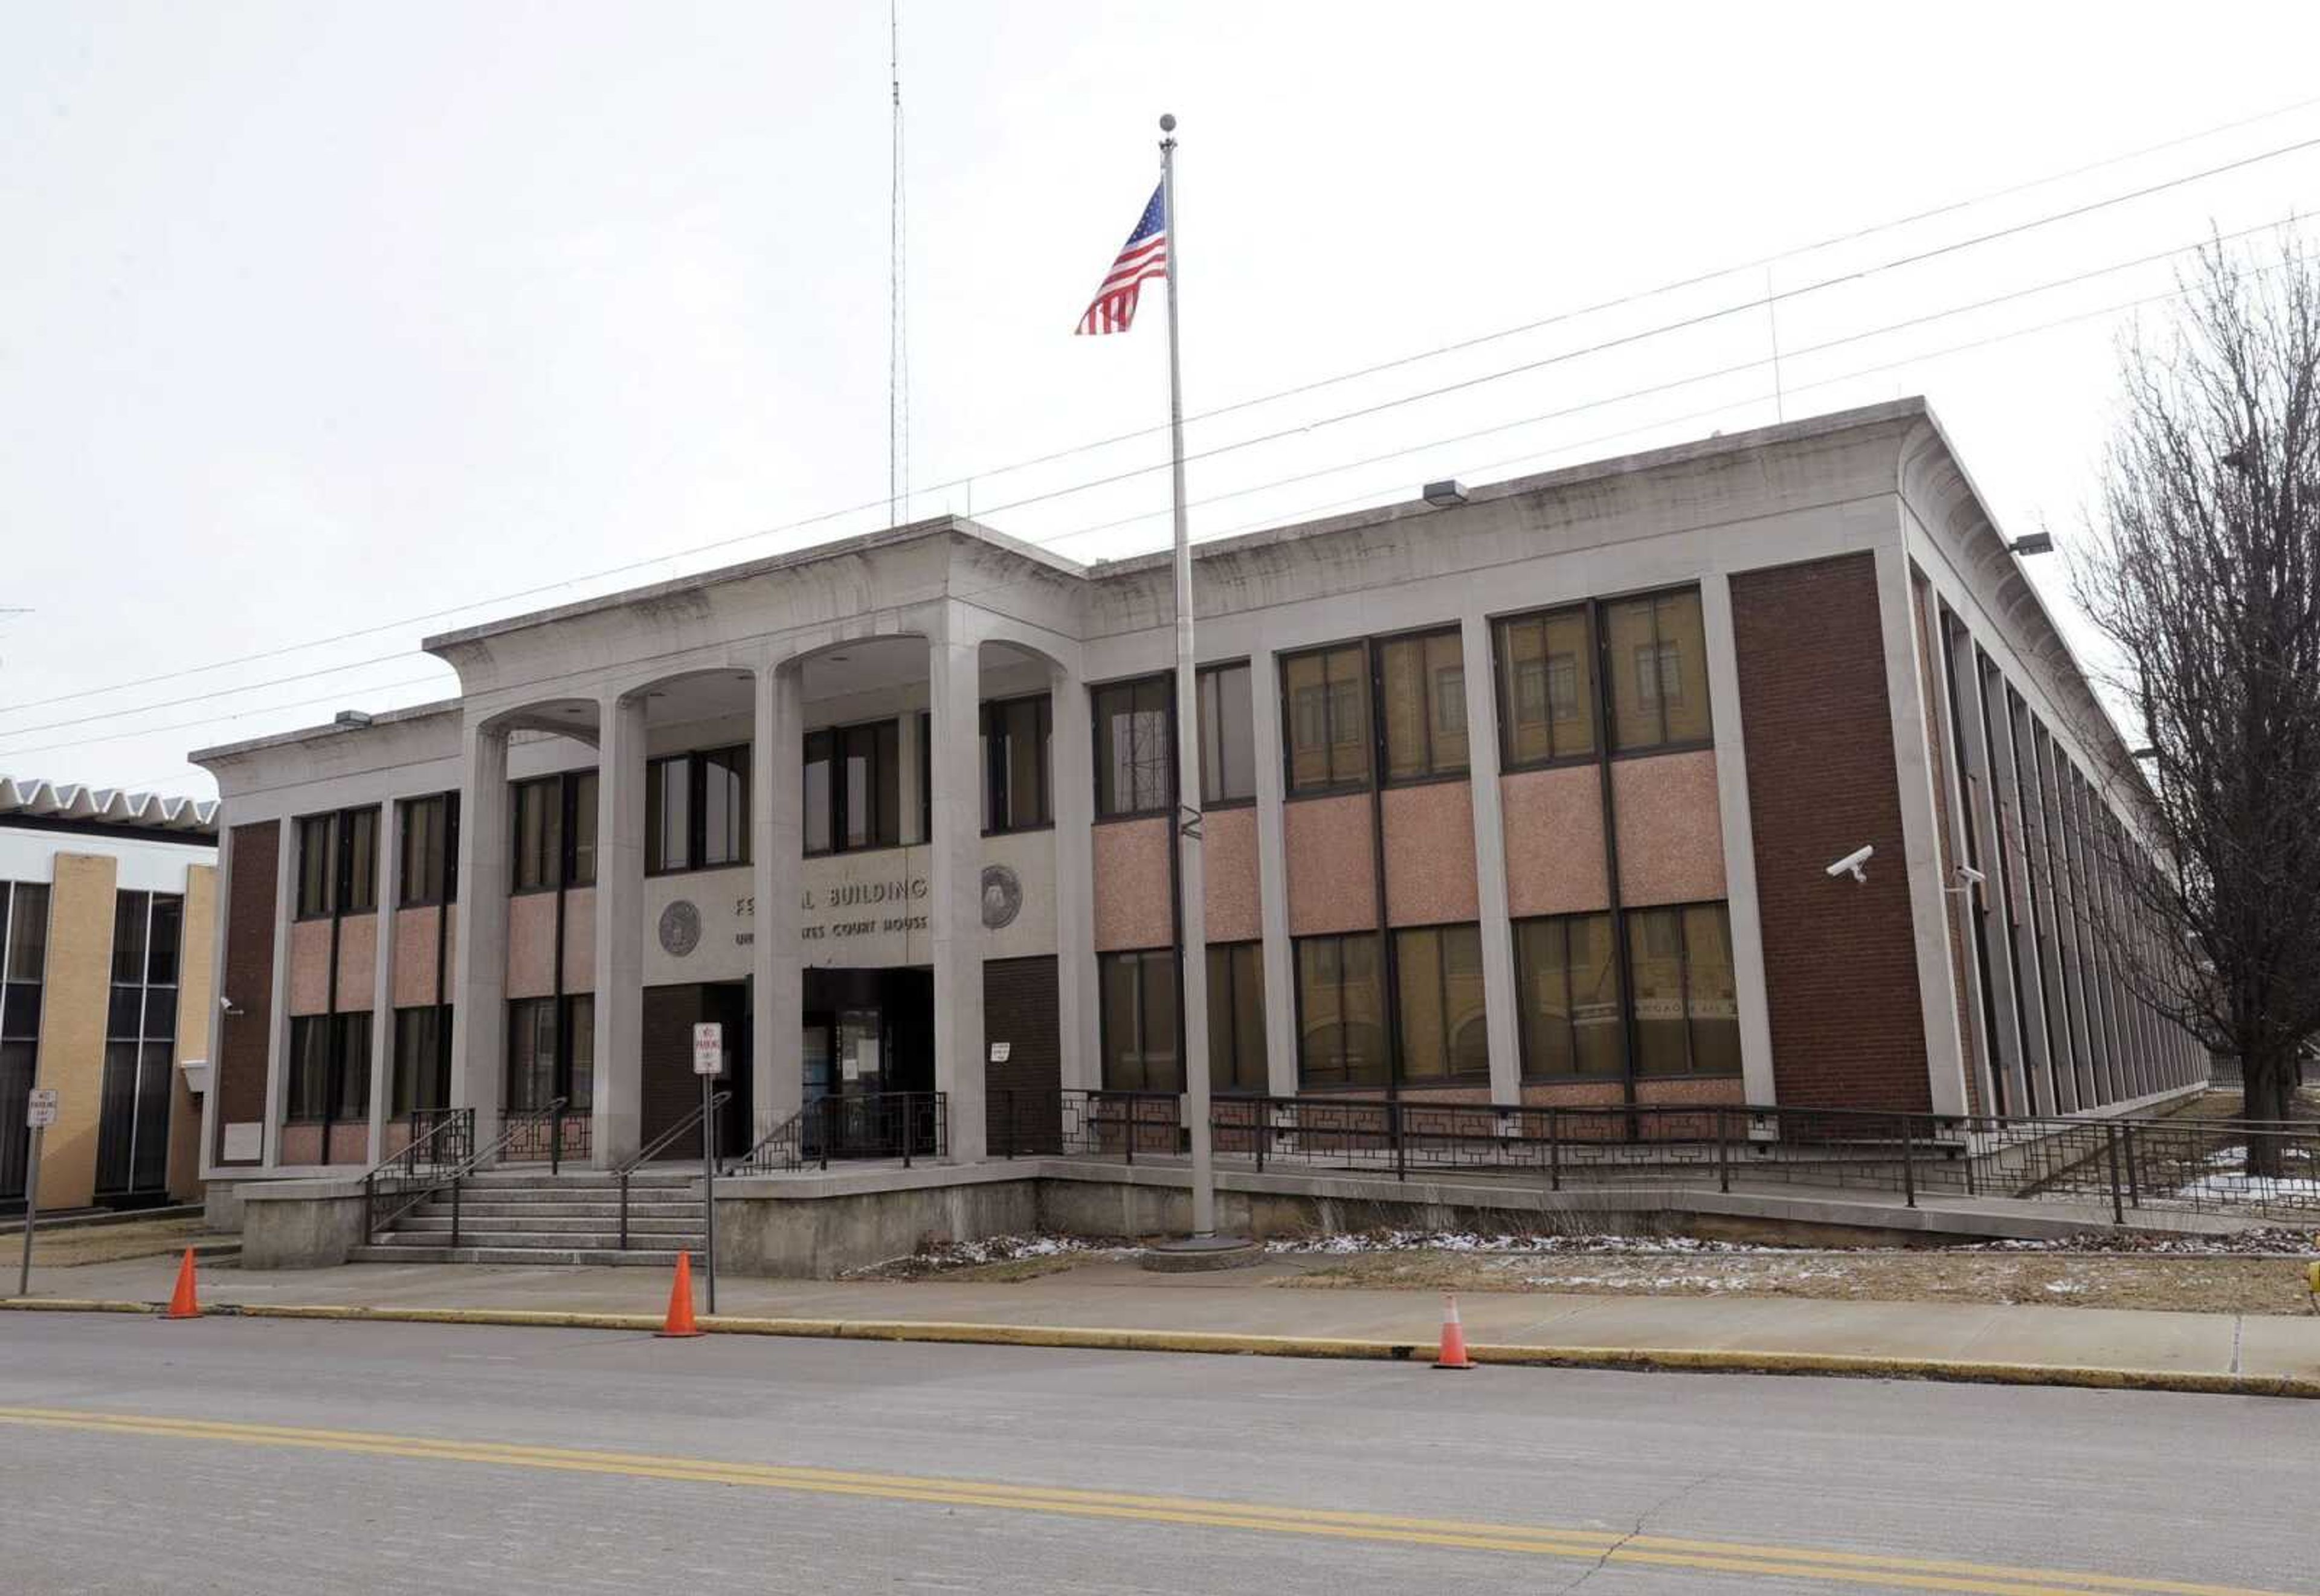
980, 863, 1023, 930
657, 899, 702, 957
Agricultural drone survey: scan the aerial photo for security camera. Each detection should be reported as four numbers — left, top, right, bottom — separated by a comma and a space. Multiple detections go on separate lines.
1955, 864, 1986, 886
1826, 845, 1874, 884
219, 995, 243, 1016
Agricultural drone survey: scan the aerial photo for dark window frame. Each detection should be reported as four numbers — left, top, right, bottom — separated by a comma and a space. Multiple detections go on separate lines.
1376, 626, 1471, 787
1280, 642, 1373, 798
295, 806, 380, 919
390, 1003, 453, 1116
1098, 945, 1182, 1092
504, 993, 596, 1113
1390, 921, 1490, 1084
803, 718, 906, 858
512, 770, 598, 893
981, 693, 1054, 835
1091, 674, 1177, 822
396, 791, 462, 907
1491, 603, 1602, 773
1512, 909, 1625, 1082
1196, 661, 1258, 809
1205, 939, 1268, 1093
1621, 901, 1741, 1079
646, 745, 750, 877
1602, 586, 1715, 758
285, 1010, 372, 1125
1292, 929, 1390, 1090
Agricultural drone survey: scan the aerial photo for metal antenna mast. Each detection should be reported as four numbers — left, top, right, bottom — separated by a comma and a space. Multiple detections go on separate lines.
888, 0, 909, 527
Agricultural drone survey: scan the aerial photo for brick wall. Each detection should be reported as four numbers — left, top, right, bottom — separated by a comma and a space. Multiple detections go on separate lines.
216, 822, 278, 1165
1732, 554, 1931, 1112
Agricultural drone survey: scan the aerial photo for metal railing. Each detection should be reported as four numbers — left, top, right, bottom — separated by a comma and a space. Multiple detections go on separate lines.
730, 1092, 949, 1174
360, 1107, 474, 1241
499, 1099, 587, 1172
614, 1091, 730, 1249
993, 1089, 2320, 1222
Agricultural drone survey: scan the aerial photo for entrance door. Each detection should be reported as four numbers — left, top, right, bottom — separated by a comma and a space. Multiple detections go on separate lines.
800, 967, 935, 1159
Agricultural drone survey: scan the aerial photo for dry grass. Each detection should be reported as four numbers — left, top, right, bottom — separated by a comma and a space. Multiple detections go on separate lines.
17, 1216, 234, 1269
1276, 1247, 2320, 1315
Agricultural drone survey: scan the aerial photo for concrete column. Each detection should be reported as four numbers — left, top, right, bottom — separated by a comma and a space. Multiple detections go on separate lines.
1874, 544, 1969, 1118
928, 619, 987, 1160
1249, 646, 1298, 1096
449, 719, 509, 1147
897, 702, 924, 846
262, 814, 295, 1166
1948, 636, 2029, 1118
1700, 574, 1778, 1110
591, 693, 648, 1165
752, 658, 806, 1135
2013, 704, 2074, 1112
1458, 613, 1521, 1104
366, 801, 396, 1165
1049, 660, 1100, 1090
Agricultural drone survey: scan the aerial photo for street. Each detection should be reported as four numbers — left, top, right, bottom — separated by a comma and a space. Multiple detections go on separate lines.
0, 1314, 2306, 1594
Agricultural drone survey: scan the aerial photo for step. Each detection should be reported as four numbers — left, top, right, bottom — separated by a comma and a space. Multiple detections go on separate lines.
407, 1200, 704, 1222
462, 1170, 701, 1189
368, 1229, 701, 1252
349, 1244, 700, 1267
398, 1213, 703, 1237
429, 1181, 703, 1199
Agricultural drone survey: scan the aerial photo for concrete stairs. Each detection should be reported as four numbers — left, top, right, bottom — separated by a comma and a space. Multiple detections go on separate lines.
349, 1166, 705, 1267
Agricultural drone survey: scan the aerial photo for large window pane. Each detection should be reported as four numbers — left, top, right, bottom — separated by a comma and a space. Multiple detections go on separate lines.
1095, 678, 1171, 818
804, 730, 833, 854
566, 994, 596, 1111
1284, 645, 1370, 794
506, 997, 558, 1113
646, 759, 689, 874
567, 773, 597, 886
1569, 913, 1623, 1076
297, 816, 335, 918
1496, 608, 1595, 767
1515, 917, 1574, 1077
1394, 928, 1448, 1080
1197, 665, 1255, 805
111, 890, 149, 985
334, 1012, 372, 1119
984, 695, 1052, 833
342, 808, 378, 913
146, 895, 182, 988
1654, 590, 1712, 745
1684, 903, 1742, 1075
1206, 941, 1266, 1092
1100, 947, 1180, 1092
5, 883, 48, 982
1380, 631, 1468, 783
288, 1015, 330, 1119
1295, 932, 1387, 1087
1606, 588, 1710, 753
700, 747, 749, 867
393, 1005, 450, 1115
1626, 907, 1689, 1075
399, 795, 448, 905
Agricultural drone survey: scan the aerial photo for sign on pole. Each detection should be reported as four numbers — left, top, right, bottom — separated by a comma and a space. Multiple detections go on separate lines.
692, 1023, 724, 1076
25, 1089, 57, 1129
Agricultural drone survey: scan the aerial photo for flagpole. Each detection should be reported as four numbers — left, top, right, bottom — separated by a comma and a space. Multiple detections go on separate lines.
1159, 112, 1216, 1239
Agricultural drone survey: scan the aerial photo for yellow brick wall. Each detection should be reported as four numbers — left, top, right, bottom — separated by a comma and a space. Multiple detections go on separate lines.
167, 861, 218, 1201
33, 852, 118, 1211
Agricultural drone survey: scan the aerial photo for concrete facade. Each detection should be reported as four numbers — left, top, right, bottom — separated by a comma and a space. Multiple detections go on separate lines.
190, 401, 2206, 1191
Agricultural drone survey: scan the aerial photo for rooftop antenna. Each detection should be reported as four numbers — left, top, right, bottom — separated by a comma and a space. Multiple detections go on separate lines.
888, 0, 909, 529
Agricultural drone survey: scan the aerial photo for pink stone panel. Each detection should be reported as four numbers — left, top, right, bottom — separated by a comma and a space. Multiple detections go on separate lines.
279, 1123, 322, 1165
1285, 793, 1379, 938
286, 919, 332, 1017
505, 892, 558, 999
1635, 1075, 1745, 1105
1092, 818, 1173, 952
334, 913, 377, 1012
1500, 766, 1610, 918
1613, 748, 1729, 907
327, 1121, 370, 1164
392, 908, 440, 1008
1202, 808, 1262, 944
1518, 1080, 1626, 1109
562, 887, 597, 993
1382, 782, 1479, 927
381, 1120, 414, 1158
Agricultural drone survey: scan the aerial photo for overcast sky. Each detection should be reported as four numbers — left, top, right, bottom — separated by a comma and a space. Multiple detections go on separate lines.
5, 1, 2320, 800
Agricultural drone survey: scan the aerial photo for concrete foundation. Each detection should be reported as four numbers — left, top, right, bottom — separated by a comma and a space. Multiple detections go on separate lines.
239, 1180, 368, 1269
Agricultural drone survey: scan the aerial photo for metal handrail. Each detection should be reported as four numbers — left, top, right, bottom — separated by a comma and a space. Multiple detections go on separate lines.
434, 1099, 572, 1249
616, 1091, 730, 1250
728, 1105, 806, 1176
359, 1107, 475, 1241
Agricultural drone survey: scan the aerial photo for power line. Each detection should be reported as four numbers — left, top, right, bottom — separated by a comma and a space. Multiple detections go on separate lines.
12, 94, 2320, 721
14, 240, 2301, 766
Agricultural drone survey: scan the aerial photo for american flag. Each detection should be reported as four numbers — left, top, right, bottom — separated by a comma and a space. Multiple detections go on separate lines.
1074, 183, 1168, 335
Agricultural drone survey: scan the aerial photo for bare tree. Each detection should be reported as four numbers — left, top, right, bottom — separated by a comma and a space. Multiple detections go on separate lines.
2075, 233, 2320, 1160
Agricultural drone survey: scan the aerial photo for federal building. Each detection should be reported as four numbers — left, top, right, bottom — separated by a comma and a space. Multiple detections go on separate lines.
188, 399, 2205, 1194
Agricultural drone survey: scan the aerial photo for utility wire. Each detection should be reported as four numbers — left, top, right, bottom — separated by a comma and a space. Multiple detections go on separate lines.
13, 243, 2299, 765
11, 94, 2319, 721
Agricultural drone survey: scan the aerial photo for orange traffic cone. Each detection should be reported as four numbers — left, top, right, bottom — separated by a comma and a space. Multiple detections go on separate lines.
658, 1252, 703, 1338
165, 1248, 201, 1321
1432, 1291, 1473, 1370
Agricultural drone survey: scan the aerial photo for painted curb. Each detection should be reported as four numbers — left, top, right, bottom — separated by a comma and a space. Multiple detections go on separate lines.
5, 1295, 2316, 1399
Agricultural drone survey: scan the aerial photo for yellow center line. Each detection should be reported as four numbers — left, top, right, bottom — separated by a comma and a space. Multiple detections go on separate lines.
0, 1406, 2295, 1596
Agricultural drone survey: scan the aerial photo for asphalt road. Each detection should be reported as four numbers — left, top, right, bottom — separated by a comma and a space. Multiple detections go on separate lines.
0, 1314, 2307, 1595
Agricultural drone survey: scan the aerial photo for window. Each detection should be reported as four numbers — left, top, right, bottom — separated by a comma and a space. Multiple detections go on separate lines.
1100, 948, 1179, 1091
1393, 924, 1489, 1081
286, 1012, 370, 1122
392, 1005, 451, 1115
648, 748, 747, 874
1625, 903, 1741, 1076
2, 883, 48, 1060
1605, 588, 1712, 752
1513, 912, 1623, 1079
1295, 932, 1388, 1087
1206, 941, 1267, 1092
804, 721, 901, 856
515, 771, 596, 890
296, 815, 335, 918
1282, 645, 1370, 794
567, 770, 598, 886
398, 793, 460, 906
507, 994, 596, 1113
1379, 631, 1469, 783
1197, 664, 1256, 805
1495, 607, 1596, 767
982, 695, 1052, 833
97, 889, 182, 1194
1094, 677, 1173, 818
297, 808, 378, 917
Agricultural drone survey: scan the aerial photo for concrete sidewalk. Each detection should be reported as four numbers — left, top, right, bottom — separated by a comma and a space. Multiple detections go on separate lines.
9, 1250, 2319, 1397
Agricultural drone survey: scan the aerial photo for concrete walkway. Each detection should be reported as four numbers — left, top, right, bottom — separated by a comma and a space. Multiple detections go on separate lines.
11, 1251, 2318, 1394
